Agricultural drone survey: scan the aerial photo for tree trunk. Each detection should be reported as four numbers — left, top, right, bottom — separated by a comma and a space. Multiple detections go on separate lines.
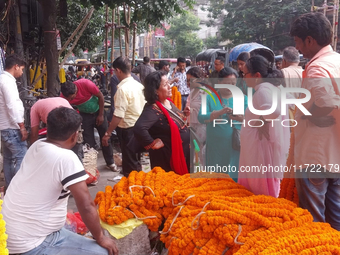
13, 0, 28, 90
38, 0, 59, 97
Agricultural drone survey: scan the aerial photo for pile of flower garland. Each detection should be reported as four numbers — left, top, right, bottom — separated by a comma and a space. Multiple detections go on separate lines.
171, 86, 182, 110
279, 125, 299, 205
0, 200, 8, 255
95, 168, 340, 254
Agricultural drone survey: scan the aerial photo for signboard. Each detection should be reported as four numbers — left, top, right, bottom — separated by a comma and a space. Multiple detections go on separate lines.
56, 30, 62, 50
154, 27, 165, 38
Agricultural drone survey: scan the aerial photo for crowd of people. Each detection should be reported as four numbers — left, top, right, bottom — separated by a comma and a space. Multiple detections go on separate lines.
0, 11, 340, 255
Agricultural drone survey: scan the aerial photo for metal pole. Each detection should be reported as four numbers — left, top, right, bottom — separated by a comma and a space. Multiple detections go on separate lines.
158, 38, 161, 58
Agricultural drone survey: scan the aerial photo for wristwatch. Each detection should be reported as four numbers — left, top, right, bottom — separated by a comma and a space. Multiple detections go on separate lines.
105, 132, 111, 137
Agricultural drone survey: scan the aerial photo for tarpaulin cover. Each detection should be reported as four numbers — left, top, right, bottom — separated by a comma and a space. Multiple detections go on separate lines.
196, 49, 228, 62
229, 43, 275, 64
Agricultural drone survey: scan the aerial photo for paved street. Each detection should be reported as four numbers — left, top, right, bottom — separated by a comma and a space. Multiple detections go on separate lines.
67, 152, 123, 212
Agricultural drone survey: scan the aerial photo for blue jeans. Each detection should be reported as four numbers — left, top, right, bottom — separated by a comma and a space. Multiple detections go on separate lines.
295, 168, 340, 230
181, 95, 189, 111
21, 228, 108, 255
1, 129, 27, 187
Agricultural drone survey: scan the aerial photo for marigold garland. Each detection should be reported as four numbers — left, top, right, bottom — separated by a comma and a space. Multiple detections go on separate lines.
0, 200, 8, 255
171, 86, 182, 110
279, 120, 299, 206
95, 168, 340, 255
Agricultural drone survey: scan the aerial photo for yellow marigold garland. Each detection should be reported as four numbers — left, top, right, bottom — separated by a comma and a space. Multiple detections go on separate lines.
171, 86, 182, 110
95, 168, 340, 254
0, 200, 8, 255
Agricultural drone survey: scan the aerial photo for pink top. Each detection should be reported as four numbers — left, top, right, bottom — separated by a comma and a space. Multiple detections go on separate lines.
294, 45, 340, 170
238, 83, 290, 197
30, 97, 72, 127
61, 79, 100, 105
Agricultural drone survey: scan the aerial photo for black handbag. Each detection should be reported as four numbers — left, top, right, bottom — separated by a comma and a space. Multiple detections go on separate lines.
232, 127, 241, 151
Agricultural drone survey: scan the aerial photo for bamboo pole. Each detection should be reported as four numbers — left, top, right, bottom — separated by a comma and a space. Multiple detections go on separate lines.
123, 4, 131, 57
132, 23, 136, 66
332, 0, 336, 49
59, 8, 95, 67
117, 7, 122, 56
111, 8, 115, 62
58, 7, 94, 56
334, 0, 339, 51
62, 62, 106, 66
105, 5, 109, 63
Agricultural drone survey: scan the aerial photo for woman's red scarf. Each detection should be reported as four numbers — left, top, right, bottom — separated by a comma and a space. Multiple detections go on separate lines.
155, 101, 188, 175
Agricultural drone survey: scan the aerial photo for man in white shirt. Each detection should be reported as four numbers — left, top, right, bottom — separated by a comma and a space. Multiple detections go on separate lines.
3, 107, 118, 255
102, 57, 145, 176
171, 57, 189, 110
281, 46, 303, 99
0, 54, 28, 187
158, 60, 178, 85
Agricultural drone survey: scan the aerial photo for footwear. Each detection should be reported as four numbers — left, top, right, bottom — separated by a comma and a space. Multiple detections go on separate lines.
107, 163, 119, 172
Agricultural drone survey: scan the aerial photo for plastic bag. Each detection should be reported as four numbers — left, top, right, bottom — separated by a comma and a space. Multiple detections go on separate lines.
65, 212, 88, 235
85, 168, 100, 185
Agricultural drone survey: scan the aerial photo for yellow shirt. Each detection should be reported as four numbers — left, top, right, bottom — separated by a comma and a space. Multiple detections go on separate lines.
59, 68, 66, 84
29, 66, 42, 89
114, 76, 146, 128
295, 45, 340, 170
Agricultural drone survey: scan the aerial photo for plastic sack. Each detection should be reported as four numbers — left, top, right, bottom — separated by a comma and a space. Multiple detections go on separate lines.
83, 145, 99, 184
65, 212, 88, 235
85, 168, 100, 185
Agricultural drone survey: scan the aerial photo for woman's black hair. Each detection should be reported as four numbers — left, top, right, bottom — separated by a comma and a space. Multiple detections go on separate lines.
186, 66, 204, 78
245, 55, 283, 86
237, 52, 250, 62
236, 52, 250, 77
218, 67, 239, 79
144, 71, 168, 104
